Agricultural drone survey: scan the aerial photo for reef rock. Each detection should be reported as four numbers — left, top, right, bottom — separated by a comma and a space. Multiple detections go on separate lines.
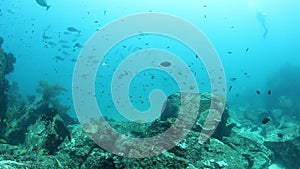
154, 92, 232, 142
264, 122, 300, 169
0, 38, 16, 137
222, 127, 274, 169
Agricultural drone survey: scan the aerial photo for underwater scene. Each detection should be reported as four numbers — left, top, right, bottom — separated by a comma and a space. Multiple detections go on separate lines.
0, 0, 300, 168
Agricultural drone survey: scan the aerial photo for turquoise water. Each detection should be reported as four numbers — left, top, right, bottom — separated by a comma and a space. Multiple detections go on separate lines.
0, 1, 300, 168
0, 0, 300, 169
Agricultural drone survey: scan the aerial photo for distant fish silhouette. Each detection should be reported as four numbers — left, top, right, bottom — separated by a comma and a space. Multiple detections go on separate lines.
35, 0, 50, 10
160, 61, 171, 67
262, 117, 270, 124
256, 12, 269, 38
67, 27, 81, 34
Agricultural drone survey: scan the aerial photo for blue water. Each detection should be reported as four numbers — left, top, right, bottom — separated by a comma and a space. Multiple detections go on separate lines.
1, 0, 300, 119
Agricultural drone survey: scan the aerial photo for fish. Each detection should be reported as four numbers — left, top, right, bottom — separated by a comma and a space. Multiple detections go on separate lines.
73, 43, 83, 48
0, 138, 8, 144
62, 51, 70, 56
61, 45, 70, 48
63, 31, 71, 35
268, 90, 271, 95
256, 90, 261, 95
160, 61, 171, 67
67, 27, 81, 34
7, 9, 14, 14
229, 85, 233, 91
35, 0, 51, 10
262, 117, 270, 124
42, 33, 52, 40
230, 77, 237, 81
246, 48, 249, 52
54, 56, 64, 61
47, 41, 56, 46
58, 40, 68, 43
227, 51, 232, 54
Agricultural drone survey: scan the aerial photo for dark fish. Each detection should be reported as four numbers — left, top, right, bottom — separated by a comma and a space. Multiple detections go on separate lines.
73, 43, 83, 48
227, 51, 232, 54
268, 90, 271, 95
54, 56, 64, 61
58, 40, 68, 43
246, 48, 249, 52
262, 117, 270, 124
35, 0, 51, 10
62, 51, 70, 56
42, 33, 52, 39
67, 27, 80, 33
104, 10, 107, 15
256, 90, 260, 95
229, 85, 233, 91
54, 117, 71, 141
230, 77, 237, 81
61, 45, 70, 48
160, 61, 171, 67
63, 31, 71, 35
277, 133, 283, 138
7, 9, 14, 14
70, 58, 77, 62
47, 41, 56, 46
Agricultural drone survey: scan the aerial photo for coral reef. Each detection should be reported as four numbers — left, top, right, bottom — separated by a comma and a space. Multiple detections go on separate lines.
2, 80, 72, 151
36, 80, 66, 105
266, 63, 300, 120
0, 37, 16, 137
0, 83, 299, 168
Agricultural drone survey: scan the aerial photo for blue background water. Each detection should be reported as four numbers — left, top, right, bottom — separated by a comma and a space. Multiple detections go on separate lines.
0, 0, 299, 119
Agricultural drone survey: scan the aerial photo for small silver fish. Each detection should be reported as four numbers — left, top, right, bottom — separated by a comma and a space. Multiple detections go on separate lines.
35, 0, 51, 10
